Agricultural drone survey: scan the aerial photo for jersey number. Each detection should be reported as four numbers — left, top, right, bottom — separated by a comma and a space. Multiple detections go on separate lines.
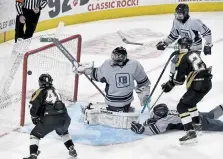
46, 90, 61, 104
188, 53, 206, 70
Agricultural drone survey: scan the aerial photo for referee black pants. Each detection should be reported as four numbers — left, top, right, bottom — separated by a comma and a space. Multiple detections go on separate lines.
15, 8, 40, 43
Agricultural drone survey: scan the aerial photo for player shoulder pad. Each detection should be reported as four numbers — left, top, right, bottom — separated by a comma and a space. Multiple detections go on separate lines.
193, 18, 203, 25
31, 88, 43, 101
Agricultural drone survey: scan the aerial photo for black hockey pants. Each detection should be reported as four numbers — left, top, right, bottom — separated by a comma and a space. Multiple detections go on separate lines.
31, 113, 71, 139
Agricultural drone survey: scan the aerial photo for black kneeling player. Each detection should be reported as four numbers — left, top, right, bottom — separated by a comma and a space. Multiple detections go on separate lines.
161, 37, 212, 144
24, 74, 77, 159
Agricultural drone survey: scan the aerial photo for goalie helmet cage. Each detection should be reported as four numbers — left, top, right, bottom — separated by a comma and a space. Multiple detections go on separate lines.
20, 34, 82, 126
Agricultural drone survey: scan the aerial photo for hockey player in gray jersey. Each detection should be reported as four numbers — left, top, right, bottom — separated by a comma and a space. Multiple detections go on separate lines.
156, 3, 213, 55
131, 103, 223, 135
74, 46, 151, 129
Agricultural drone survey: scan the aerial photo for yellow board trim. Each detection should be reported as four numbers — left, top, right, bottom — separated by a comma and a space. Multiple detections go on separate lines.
31, 88, 42, 101
1, 2, 223, 43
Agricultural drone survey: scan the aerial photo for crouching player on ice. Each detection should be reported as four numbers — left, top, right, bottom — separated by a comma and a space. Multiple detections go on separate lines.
73, 46, 151, 129
131, 103, 223, 137
24, 74, 77, 159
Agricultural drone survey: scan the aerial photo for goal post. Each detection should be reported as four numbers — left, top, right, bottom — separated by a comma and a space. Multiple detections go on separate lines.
0, 34, 82, 135
20, 34, 82, 126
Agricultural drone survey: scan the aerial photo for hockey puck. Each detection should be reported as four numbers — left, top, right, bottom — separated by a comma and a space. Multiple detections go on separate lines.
27, 70, 32, 75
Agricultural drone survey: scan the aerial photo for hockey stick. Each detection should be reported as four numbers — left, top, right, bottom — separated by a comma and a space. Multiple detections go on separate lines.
117, 31, 174, 48
150, 91, 164, 110
40, 37, 105, 97
117, 31, 144, 46
140, 51, 178, 114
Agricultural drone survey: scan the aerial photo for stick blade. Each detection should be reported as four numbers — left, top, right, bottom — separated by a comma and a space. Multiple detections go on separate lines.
40, 37, 54, 42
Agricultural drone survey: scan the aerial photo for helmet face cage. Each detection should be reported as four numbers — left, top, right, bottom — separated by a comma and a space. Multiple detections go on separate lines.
175, 12, 184, 20
175, 4, 189, 21
177, 37, 193, 52
153, 104, 169, 119
111, 47, 127, 65
39, 74, 53, 88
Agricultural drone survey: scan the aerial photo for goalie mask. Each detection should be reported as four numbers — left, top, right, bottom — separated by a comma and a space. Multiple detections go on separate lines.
39, 73, 53, 88
177, 37, 193, 53
175, 3, 189, 23
153, 103, 169, 119
111, 46, 127, 66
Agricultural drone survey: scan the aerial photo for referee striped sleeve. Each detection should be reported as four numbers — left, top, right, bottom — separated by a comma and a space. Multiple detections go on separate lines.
15, 0, 24, 15
40, 0, 48, 9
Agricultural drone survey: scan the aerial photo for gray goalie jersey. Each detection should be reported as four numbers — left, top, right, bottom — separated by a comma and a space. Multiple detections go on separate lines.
144, 110, 183, 135
90, 59, 150, 107
164, 18, 212, 51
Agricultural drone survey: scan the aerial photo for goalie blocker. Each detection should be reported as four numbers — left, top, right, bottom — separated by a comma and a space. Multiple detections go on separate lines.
81, 102, 140, 129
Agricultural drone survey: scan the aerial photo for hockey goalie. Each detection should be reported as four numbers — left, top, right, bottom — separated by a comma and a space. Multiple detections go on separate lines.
73, 46, 151, 129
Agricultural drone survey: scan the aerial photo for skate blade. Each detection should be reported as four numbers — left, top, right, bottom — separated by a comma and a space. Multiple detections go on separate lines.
68, 156, 78, 159
179, 138, 198, 145
196, 131, 203, 136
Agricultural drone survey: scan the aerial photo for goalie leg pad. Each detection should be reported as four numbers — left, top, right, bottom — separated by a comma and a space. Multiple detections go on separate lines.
84, 108, 140, 129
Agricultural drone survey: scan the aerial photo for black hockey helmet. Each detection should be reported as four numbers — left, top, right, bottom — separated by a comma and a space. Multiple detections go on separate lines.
39, 73, 53, 88
153, 103, 169, 119
175, 3, 189, 22
177, 37, 193, 52
111, 46, 127, 65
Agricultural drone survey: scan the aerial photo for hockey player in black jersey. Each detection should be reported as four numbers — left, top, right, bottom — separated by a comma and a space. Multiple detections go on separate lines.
24, 74, 77, 159
160, 37, 212, 144
156, 3, 213, 55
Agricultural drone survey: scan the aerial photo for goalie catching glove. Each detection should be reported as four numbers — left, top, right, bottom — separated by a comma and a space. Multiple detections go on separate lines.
72, 61, 94, 75
135, 86, 151, 106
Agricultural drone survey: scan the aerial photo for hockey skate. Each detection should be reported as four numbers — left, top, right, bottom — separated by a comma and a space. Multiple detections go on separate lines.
69, 145, 77, 158
193, 123, 203, 136
179, 130, 197, 145
23, 150, 40, 159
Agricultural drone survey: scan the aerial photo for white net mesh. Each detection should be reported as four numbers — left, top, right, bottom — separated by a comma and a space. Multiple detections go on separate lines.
0, 34, 81, 136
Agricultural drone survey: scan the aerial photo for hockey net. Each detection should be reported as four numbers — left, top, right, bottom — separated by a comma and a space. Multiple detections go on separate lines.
0, 34, 82, 136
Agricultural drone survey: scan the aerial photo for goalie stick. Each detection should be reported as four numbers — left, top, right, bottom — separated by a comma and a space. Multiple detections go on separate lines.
40, 37, 105, 97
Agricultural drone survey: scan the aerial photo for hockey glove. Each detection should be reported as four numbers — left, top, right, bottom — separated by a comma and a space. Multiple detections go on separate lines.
203, 44, 213, 55
135, 86, 151, 106
156, 41, 168, 50
31, 116, 40, 125
143, 118, 157, 126
131, 121, 145, 134
161, 81, 175, 93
